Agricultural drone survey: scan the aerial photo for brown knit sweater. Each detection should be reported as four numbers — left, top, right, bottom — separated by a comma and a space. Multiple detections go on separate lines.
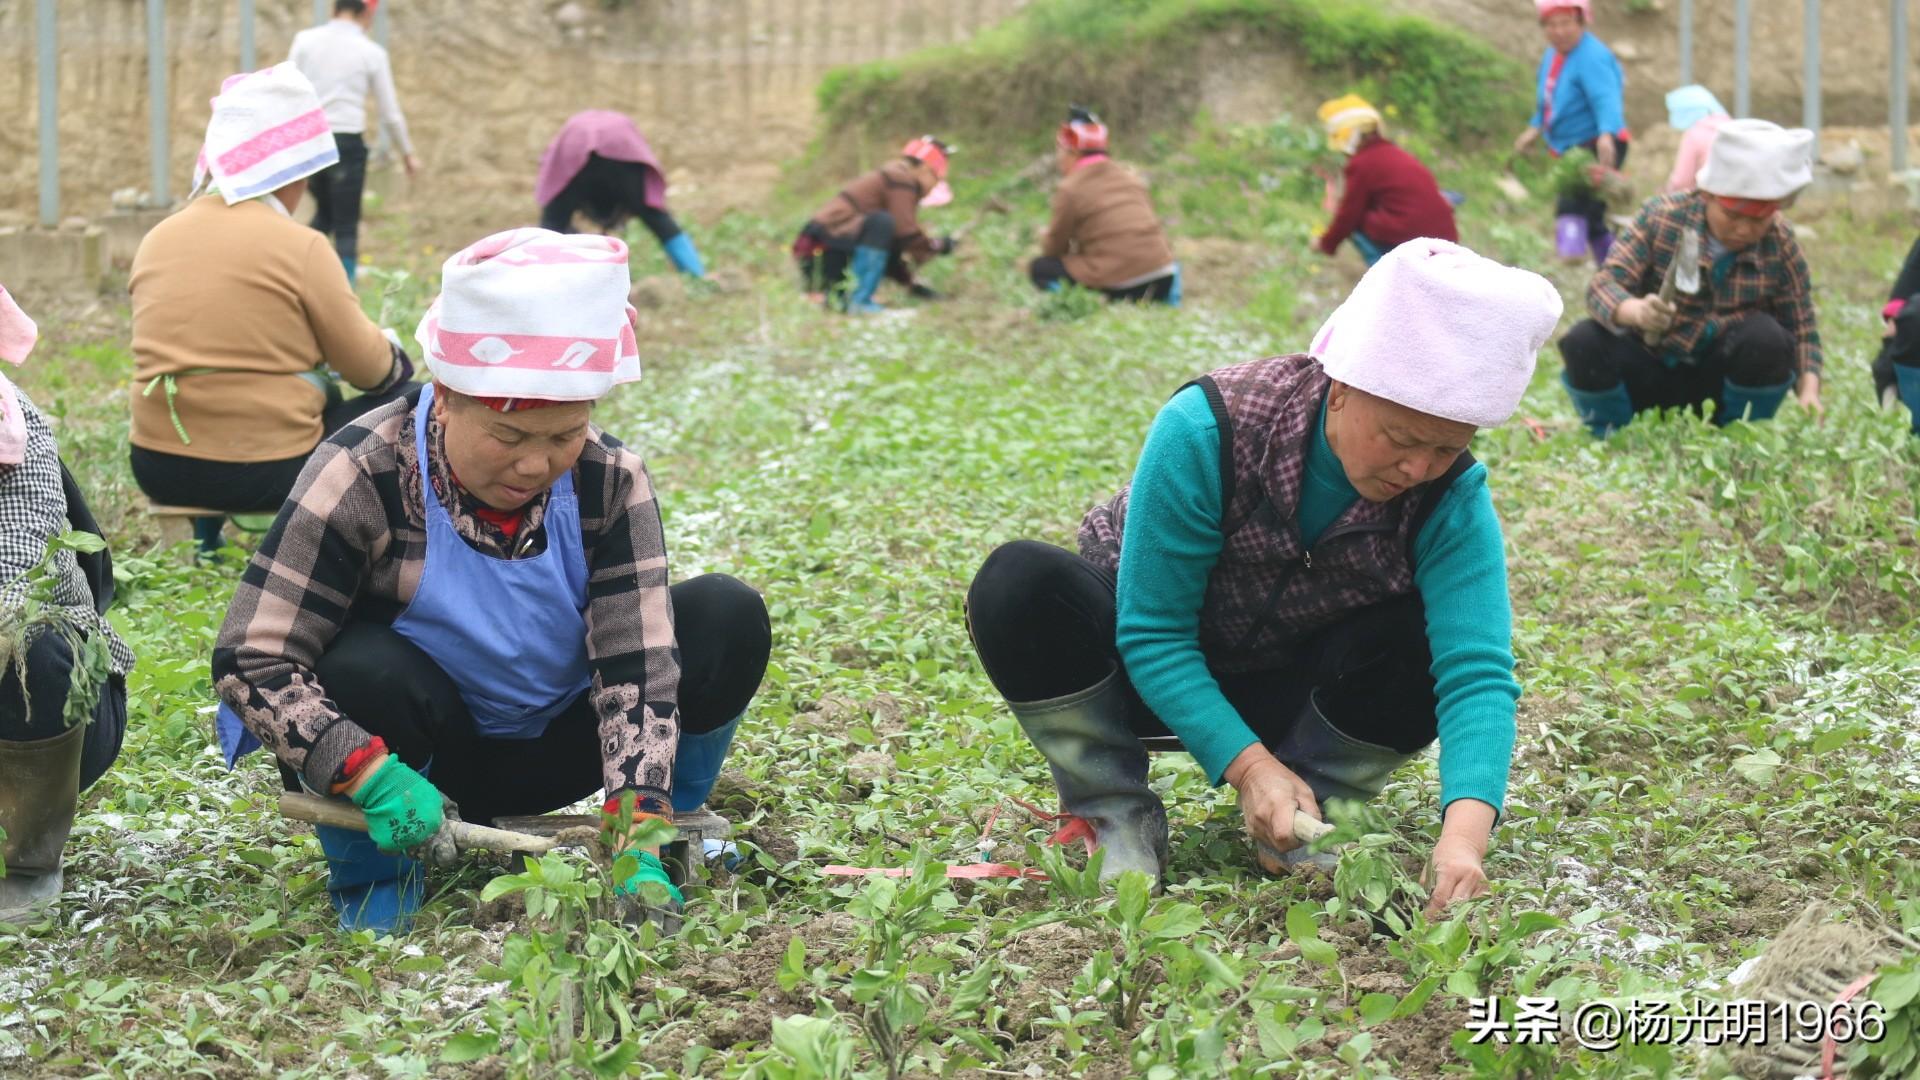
129, 196, 401, 463
1039, 158, 1175, 289
808, 159, 941, 264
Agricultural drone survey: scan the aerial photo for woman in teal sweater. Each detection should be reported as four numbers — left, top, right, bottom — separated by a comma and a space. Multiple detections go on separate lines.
966, 240, 1561, 912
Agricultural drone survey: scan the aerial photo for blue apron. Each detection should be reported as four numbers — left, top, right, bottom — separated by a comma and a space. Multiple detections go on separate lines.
217, 382, 593, 765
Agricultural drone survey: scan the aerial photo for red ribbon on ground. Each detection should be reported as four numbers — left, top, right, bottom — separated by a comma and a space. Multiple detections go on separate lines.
1820, 972, 1878, 1080
821, 863, 1050, 880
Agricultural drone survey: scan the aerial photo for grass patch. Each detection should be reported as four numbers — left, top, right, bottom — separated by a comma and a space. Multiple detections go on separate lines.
815, 0, 1526, 171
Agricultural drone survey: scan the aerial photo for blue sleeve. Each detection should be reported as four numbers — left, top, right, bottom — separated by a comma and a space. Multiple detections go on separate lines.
1529, 51, 1548, 129
1113, 385, 1259, 785
1411, 463, 1520, 817
1589, 48, 1627, 137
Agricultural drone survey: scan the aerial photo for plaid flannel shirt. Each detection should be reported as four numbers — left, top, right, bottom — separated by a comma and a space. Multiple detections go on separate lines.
1588, 191, 1823, 377
0, 388, 135, 676
211, 393, 681, 804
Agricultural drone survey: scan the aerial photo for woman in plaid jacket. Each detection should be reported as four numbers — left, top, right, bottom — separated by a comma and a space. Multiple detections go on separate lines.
1559, 120, 1823, 435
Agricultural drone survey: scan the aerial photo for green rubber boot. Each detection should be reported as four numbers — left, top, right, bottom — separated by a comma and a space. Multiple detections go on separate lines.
1009, 670, 1168, 887
0, 722, 84, 922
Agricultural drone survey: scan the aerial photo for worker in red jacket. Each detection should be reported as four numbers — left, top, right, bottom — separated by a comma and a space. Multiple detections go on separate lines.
1313, 95, 1458, 265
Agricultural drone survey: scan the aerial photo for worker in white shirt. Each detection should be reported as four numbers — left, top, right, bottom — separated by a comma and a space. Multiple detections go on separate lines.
289, 0, 419, 284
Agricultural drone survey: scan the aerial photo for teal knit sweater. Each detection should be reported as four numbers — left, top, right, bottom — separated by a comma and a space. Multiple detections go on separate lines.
1113, 385, 1519, 815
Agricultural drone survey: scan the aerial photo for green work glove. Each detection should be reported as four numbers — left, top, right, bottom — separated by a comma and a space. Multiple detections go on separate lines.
348, 757, 444, 854
615, 849, 684, 907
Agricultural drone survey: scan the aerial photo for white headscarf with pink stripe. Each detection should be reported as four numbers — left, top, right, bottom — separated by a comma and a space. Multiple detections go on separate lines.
1, 284, 39, 466
416, 228, 642, 402
192, 63, 340, 206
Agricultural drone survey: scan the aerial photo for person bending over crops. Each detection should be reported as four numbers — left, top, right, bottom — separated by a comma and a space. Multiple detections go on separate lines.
1513, 0, 1629, 266
1559, 119, 1822, 435
794, 136, 957, 314
966, 240, 1557, 915
1028, 107, 1180, 304
211, 229, 770, 934
1662, 85, 1730, 195
536, 111, 707, 278
1311, 95, 1457, 267
0, 286, 135, 920
1870, 234, 1920, 436
128, 65, 416, 554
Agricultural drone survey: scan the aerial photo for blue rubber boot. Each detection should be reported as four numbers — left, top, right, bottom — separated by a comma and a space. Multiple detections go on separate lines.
1562, 374, 1634, 438
1896, 363, 1920, 435
845, 246, 889, 314
315, 823, 424, 934
191, 516, 227, 554
1165, 263, 1183, 308
662, 232, 706, 277
671, 714, 741, 814
1716, 377, 1791, 426
341, 256, 357, 285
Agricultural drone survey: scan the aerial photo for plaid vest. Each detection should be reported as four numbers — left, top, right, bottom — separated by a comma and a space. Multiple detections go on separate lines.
1078, 354, 1467, 673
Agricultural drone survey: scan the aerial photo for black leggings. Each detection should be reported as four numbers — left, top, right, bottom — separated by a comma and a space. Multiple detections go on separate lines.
309, 133, 369, 264
964, 541, 1439, 754
1554, 138, 1630, 239
0, 632, 127, 792
539, 155, 682, 243
1028, 257, 1176, 303
796, 212, 911, 292
130, 381, 417, 514
290, 573, 771, 824
1559, 313, 1796, 414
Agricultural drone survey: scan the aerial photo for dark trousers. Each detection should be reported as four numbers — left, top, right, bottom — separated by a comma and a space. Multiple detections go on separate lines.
1873, 291, 1920, 402
1559, 313, 1796, 415
539, 156, 682, 243
291, 573, 771, 824
309, 133, 370, 264
1554, 139, 1630, 240
0, 633, 127, 792
130, 381, 416, 514
1028, 257, 1176, 304
796, 212, 909, 292
964, 541, 1439, 755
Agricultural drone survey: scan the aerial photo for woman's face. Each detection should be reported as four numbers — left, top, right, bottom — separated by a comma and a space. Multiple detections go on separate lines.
441, 392, 592, 511
1704, 200, 1776, 252
1541, 11, 1585, 54
1323, 382, 1478, 503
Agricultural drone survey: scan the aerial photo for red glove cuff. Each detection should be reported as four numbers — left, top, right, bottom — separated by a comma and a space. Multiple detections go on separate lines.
332, 737, 388, 794
601, 792, 669, 818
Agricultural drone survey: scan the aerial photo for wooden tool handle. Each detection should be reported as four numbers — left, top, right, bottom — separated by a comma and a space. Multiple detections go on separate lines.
278, 792, 561, 856
1293, 814, 1335, 844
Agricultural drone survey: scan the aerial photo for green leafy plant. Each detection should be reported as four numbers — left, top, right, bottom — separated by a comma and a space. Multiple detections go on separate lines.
0, 531, 113, 732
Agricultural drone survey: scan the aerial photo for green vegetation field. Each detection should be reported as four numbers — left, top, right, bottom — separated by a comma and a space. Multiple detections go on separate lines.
4, 15, 1920, 1076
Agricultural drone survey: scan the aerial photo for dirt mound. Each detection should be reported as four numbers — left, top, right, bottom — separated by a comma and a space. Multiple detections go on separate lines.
0, 0, 1029, 251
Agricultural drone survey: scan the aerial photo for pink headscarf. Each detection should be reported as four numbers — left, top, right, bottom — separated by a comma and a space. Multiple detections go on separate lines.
1535, 0, 1591, 21
0, 285, 38, 466
415, 228, 641, 403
